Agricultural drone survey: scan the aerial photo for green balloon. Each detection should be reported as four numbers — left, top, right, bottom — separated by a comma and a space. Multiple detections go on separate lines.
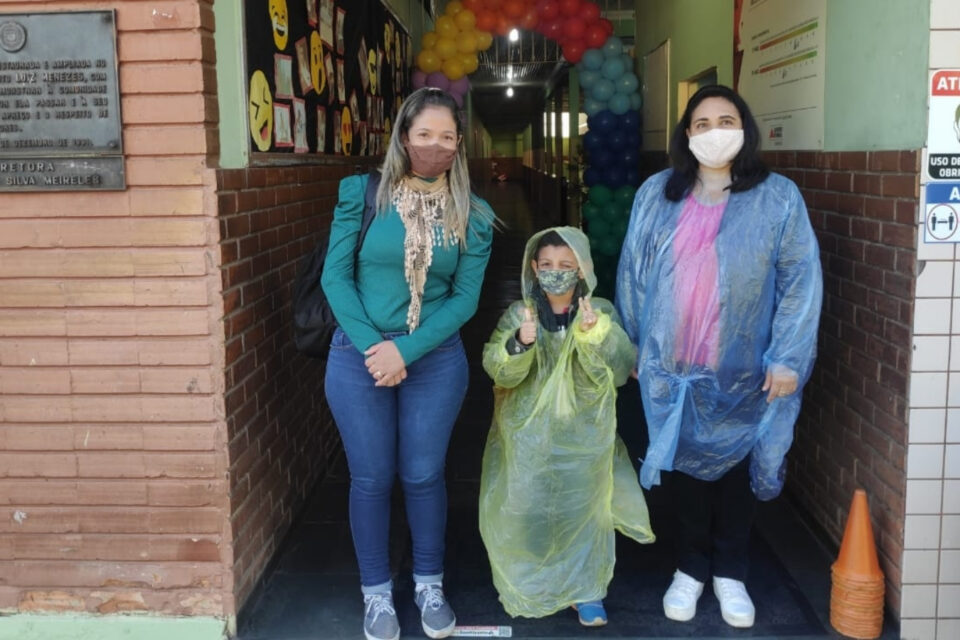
588, 185, 613, 205
614, 185, 636, 208
582, 201, 600, 222
589, 217, 609, 238
599, 236, 620, 256
602, 203, 622, 223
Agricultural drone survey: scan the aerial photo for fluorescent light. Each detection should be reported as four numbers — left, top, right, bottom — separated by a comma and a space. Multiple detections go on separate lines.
506, 87, 514, 98
507, 66, 514, 80
508, 29, 519, 42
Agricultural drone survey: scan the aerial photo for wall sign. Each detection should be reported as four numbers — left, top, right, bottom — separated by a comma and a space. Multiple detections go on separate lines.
927, 70, 960, 180
0, 11, 124, 191
924, 183, 960, 243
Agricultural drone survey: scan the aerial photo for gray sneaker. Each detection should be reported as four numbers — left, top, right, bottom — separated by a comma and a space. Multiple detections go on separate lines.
414, 583, 456, 639
362, 592, 399, 640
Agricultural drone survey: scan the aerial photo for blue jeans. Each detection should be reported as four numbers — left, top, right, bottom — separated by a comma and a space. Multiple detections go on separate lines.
325, 327, 468, 591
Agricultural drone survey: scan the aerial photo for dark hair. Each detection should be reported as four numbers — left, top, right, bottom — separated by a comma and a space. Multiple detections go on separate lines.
534, 231, 568, 260
665, 84, 769, 201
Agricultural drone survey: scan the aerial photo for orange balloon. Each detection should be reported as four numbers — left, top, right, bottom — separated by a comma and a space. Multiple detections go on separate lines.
454, 8, 477, 31
417, 49, 442, 73
476, 31, 494, 50
445, 0, 464, 15
457, 30, 479, 53
476, 10, 496, 32
462, 0, 481, 9
460, 53, 479, 74
495, 14, 511, 36
442, 57, 466, 81
421, 31, 438, 50
503, 0, 524, 19
436, 15, 458, 39
434, 36, 458, 60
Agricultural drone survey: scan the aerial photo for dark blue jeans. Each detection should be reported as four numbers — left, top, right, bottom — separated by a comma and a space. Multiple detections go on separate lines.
325, 328, 468, 592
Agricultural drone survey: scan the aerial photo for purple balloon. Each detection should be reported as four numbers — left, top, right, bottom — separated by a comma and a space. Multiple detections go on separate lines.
449, 76, 470, 95
426, 71, 451, 91
451, 91, 464, 108
412, 69, 427, 89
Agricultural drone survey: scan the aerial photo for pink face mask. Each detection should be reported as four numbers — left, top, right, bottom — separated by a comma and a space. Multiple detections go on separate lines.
404, 142, 458, 177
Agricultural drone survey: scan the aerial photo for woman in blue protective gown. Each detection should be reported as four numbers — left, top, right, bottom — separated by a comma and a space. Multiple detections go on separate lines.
615, 85, 822, 629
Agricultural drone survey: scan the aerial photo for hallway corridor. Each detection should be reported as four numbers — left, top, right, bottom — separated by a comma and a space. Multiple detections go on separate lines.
236, 181, 896, 640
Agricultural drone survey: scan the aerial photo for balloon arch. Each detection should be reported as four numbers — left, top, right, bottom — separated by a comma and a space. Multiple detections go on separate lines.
411, 0, 642, 292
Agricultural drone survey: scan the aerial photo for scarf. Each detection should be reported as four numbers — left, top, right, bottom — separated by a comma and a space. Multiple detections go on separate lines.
392, 174, 454, 331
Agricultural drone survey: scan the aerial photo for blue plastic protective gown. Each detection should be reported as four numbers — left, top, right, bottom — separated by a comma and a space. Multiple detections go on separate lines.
615, 171, 822, 500
480, 227, 655, 618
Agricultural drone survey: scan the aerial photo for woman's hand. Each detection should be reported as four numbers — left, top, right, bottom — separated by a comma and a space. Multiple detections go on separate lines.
762, 365, 798, 403
579, 296, 597, 332
518, 307, 537, 345
365, 341, 407, 387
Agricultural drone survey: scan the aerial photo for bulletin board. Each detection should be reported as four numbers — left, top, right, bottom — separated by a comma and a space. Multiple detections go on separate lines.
245, 0, 412, 157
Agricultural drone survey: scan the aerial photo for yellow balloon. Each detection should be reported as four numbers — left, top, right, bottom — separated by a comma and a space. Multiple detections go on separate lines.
434, 36, 458, 60
454, 8, 476, 32
445, 1, 463, 15
476, 31, 494, 51
436, 15, 458, 39
457, 31, 478, 54
460, 53, 479, 74
422, 31, 438, 50
417, 49, 442, 73
442, 57, 466, 81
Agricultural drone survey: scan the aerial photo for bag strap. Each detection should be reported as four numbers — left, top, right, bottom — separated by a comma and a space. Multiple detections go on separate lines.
356, 170, 380, 256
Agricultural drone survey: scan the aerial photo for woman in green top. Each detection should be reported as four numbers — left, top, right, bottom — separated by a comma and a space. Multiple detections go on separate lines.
321, 87, 495, 640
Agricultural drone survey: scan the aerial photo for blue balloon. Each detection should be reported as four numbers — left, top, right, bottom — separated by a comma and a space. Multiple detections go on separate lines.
621, 110, 640, 131
620, 148, 638, 167
589, 149, 614, 169
604, 166, 626, 188
602, 36, 624, 58
582, 49, 604, 71
591, 78, 615, 102
609, 93, 631, 115
624, 169, 640, 186
626, 130, 641, 148
583, 167, 602, 187
621, 54, 634, 71
588, 109, 617, 134
583, 97, 604, 116
601, 57, 625, 80
579, 69, 600, 89
630, 92, 642, 110
583, 130, 603, 153
608, 130, 627, 150
616, 73, 639, 94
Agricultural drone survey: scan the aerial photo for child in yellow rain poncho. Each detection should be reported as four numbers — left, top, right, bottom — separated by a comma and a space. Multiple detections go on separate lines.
479, 226, 655, 626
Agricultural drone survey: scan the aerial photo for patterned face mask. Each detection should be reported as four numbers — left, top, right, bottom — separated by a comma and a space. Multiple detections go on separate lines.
537, 269, 579, 295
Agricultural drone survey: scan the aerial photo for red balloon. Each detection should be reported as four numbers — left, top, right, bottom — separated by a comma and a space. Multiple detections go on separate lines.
462, 0, 481, 9
503, 0, 525, 18
520, 9, 538, 30
542, 19, 563, 41
495, 14, 512, 36
563, 40, 586, 63
537, 0, 560, 23
584, 24, 607, 48
559, 0, 581, 17
486, 0, 503, 8
580, 2, 601, 22
476, 10, 497, 31
599, 17, 613, 35
563, 16, 586, 40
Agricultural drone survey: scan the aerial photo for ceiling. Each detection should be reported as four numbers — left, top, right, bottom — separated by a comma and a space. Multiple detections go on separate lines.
468, 3, 635, 136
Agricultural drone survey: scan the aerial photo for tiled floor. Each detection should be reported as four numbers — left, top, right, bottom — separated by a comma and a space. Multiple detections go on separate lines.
237, 182, 900, 639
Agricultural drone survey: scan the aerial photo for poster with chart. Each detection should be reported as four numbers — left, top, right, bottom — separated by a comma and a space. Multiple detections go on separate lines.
736, 0, 826, 150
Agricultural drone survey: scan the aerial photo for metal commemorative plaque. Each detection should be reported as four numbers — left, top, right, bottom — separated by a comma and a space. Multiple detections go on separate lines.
0, 10, 124, 191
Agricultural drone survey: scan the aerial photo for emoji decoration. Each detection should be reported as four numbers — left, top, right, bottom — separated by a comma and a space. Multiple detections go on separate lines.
341, 106, 353, 154
310, 31, 325, 95
268, 0, 289, 50
248, 70, 274, 152
368, 49, 378, 95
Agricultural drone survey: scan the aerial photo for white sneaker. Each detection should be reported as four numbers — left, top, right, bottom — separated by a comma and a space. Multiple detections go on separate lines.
662, 570, 704, 622
713, 576, 755, 628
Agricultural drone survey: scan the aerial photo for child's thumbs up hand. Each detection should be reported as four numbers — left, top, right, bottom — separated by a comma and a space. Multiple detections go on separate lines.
579, 296, 598, 332
518, 306, 537, 345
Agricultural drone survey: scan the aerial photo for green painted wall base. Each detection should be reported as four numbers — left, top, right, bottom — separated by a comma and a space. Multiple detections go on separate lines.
0, 615, 227, 640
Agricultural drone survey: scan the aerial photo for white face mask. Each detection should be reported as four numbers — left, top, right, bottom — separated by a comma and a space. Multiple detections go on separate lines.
688, 128, 744, 168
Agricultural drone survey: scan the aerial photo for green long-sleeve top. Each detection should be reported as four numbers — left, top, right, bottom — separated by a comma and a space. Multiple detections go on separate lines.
320, 173, 494, 365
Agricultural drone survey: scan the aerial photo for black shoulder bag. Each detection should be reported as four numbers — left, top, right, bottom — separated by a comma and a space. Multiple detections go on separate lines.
293, 171, 380, 358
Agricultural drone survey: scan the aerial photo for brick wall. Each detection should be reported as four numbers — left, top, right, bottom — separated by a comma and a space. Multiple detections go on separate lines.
769, 150, 920, 615
0, 0, 233, 617
217, 161, 374, 609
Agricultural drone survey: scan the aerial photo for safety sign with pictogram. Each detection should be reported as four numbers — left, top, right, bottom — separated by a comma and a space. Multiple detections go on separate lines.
925, 183, 960, 242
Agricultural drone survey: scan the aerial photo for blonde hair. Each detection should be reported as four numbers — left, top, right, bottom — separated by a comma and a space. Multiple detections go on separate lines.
377, 87, 495, 246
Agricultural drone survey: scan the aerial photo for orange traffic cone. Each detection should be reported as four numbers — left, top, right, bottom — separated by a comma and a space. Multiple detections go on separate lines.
830, 489, 884, 639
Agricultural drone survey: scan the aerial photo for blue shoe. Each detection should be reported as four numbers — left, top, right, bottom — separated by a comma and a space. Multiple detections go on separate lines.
573, 600, 608, 627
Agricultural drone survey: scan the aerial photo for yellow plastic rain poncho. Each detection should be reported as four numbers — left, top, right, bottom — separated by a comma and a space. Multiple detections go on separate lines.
479, 226, 655, 618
